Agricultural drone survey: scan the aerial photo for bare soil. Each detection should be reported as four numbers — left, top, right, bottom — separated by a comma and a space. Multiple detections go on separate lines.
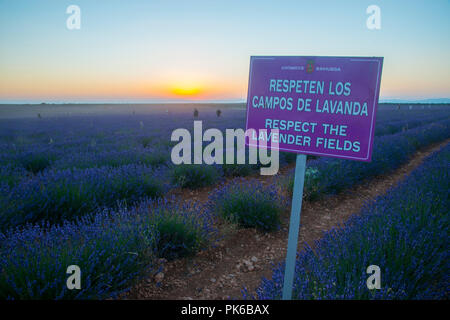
123, 139, 449, 300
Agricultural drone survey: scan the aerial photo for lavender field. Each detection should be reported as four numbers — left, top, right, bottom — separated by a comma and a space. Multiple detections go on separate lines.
0, 103, 449, 299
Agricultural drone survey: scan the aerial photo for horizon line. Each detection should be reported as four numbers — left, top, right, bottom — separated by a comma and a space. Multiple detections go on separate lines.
1, 98, 450, 105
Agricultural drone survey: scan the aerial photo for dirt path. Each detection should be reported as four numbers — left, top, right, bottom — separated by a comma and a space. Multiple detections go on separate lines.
123, 139, 450, 300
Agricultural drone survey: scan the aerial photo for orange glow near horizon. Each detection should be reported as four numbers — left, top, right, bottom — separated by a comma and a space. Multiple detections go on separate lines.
0, 66, 448, 102
0, 48, 448, 102
136, 78, 248, 101
170, 86, 202, 97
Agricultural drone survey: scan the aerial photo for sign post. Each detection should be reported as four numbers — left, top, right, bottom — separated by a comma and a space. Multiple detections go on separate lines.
281, 153, 307, 300
245, 56, 383, 299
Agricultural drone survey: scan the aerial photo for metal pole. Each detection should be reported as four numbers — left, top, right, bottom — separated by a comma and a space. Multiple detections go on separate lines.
282, 153, 307, 300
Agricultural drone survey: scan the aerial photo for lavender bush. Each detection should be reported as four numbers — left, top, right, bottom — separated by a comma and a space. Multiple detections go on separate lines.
171, 164, 222, 189
208, 180, 286, 231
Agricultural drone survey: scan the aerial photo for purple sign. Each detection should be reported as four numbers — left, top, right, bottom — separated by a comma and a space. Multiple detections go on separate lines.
245, 56, 383, 161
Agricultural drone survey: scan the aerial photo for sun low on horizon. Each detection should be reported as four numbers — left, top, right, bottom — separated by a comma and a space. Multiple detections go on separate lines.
167, 81, 205, 99
170, 86, 202, 97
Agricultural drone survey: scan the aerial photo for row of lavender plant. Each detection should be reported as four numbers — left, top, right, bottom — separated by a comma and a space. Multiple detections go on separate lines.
278, 113, 450, 165
374, 114, 449, 136
281, 119, 450, 200
247, 142, 449, 299
0, 199, 215, 299
0, 165, 170, 231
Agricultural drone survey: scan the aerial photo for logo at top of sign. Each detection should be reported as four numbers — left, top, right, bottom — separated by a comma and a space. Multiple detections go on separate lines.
306, 60, 315, 73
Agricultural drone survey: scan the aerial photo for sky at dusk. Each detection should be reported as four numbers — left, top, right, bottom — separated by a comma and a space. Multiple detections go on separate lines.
0, 0, 449, 103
